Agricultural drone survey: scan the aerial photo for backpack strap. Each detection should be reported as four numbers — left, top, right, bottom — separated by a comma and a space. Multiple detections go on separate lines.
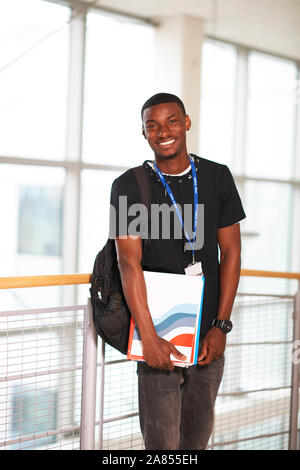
131, 165, 152, 212
132, 165, 152, 247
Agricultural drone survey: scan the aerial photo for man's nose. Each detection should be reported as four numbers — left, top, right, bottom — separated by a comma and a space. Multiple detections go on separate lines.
157, 125, 169, 137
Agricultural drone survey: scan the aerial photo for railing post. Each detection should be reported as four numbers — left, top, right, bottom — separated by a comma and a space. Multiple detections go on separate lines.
80, 298, 98, 450
289, 282, 300, 450
98, 338, 105, 450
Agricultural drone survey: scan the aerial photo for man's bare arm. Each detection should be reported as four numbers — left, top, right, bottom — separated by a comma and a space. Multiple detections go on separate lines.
216, 222, 241, 321
115, 236, 186, 370
198, 223, 241, 365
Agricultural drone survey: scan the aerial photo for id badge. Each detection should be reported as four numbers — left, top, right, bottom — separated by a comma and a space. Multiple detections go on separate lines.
184, 261, 203, 276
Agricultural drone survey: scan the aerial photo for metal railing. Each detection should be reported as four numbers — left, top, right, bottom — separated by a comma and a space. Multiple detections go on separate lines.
0, 269, 300, 450
0, 304, 86, 449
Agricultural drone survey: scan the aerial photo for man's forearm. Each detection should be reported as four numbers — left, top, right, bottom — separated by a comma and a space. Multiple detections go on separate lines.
216, 249, 241, 321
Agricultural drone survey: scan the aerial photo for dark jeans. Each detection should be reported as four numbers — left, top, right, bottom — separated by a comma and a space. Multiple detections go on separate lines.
137, 354, 225, 450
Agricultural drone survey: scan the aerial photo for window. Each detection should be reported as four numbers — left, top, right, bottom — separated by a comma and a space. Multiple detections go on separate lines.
77, 168, 122, 304
0, 0, 70, 160
199, 40, 237, 166
245, 52, 297, 180
0, 165, 65, 310
241, 181, 293, 294
18, 186, 63, 257
82, 11, 155, 166
199, 39, 299, 287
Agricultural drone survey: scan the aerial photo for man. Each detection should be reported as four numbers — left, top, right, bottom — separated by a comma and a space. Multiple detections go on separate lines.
109, 93, 246, 450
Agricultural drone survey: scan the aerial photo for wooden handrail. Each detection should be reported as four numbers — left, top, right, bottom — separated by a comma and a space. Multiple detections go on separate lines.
241, 269, 300, 280
0, 269, 300, 289
0, 274, 91, 289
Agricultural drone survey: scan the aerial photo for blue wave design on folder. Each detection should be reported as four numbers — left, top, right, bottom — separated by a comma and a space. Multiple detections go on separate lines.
153, 303, 198, 325
155, 313, 196, 336
133, 304, 199, 340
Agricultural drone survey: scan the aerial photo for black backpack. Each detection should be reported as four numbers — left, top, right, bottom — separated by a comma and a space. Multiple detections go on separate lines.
89, 166, 151, 355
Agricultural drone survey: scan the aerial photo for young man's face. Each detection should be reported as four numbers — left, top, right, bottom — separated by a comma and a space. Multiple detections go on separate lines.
142, 102, 191, 160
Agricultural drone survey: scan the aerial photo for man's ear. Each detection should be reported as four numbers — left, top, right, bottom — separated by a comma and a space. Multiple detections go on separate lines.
185, 115, 191, 131
142, 126, 147, 139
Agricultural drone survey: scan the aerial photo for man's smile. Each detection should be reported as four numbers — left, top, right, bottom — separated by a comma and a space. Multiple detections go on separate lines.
157, 138, 176, 147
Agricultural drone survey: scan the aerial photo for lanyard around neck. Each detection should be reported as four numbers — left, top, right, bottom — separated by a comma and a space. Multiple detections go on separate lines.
153, 155, 198, 263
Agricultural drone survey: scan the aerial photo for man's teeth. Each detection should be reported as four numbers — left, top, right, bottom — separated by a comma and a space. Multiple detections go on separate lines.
159, 139, 175, 146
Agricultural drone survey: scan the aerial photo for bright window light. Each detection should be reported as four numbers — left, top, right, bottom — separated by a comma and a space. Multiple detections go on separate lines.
82, 11, 155, 166
199, 40, 237, 166
0, 0, 70, 160
245, 52, 297, 180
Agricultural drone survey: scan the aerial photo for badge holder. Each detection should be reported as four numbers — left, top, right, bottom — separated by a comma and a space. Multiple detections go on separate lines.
184, 261, 203, 276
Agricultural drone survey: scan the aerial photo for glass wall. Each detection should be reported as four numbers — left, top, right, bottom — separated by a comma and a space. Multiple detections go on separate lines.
82, 12, 154, 166
199, 40, 237, 167
245, 52, 297, 180
199, 39, 299, 294
0, 0, 70, 160
3, 5, 298, 303
0, 2, 155, 309
78, 10, 155, 303
0, 164, 65, 309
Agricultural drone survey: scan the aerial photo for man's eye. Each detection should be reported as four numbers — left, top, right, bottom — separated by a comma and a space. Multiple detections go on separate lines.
169, 119, 177, 124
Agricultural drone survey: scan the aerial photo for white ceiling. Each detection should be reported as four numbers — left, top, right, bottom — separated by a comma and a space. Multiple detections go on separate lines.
83, 0, 300, 61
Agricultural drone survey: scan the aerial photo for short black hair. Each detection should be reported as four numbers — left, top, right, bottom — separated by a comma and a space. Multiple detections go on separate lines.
141, 92, 186, 120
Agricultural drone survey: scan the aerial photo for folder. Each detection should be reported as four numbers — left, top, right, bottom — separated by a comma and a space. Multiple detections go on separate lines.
127, 271, 205, 368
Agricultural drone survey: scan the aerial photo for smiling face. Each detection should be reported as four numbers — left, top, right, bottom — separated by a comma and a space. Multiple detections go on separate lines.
142, 102, 191, 161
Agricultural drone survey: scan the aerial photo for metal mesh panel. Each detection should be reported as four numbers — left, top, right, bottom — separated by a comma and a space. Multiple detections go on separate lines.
98, 346, 144, 450
0, 306, 85, 450
98, 293, 296, 451
209, 294, 294, 450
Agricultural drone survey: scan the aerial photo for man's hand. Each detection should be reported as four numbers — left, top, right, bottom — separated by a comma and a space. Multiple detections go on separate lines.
142, 336, 187, 371
197, 327, 226, 366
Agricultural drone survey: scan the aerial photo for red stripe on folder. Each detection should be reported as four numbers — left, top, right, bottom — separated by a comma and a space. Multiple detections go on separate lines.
169, 333, 194, 347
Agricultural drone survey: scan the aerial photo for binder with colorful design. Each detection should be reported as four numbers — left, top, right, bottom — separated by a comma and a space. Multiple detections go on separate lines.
127, 271, 205, 368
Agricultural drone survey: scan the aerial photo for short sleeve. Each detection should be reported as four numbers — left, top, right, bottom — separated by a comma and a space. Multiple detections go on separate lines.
218, 165, 246, 228
109, 173, 142, 238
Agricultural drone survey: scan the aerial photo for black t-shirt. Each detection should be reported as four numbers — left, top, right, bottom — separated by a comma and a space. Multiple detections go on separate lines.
109, 154, 246, 340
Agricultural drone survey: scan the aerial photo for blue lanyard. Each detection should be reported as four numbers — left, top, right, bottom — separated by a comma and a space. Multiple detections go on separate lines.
153, 155, 198, 263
